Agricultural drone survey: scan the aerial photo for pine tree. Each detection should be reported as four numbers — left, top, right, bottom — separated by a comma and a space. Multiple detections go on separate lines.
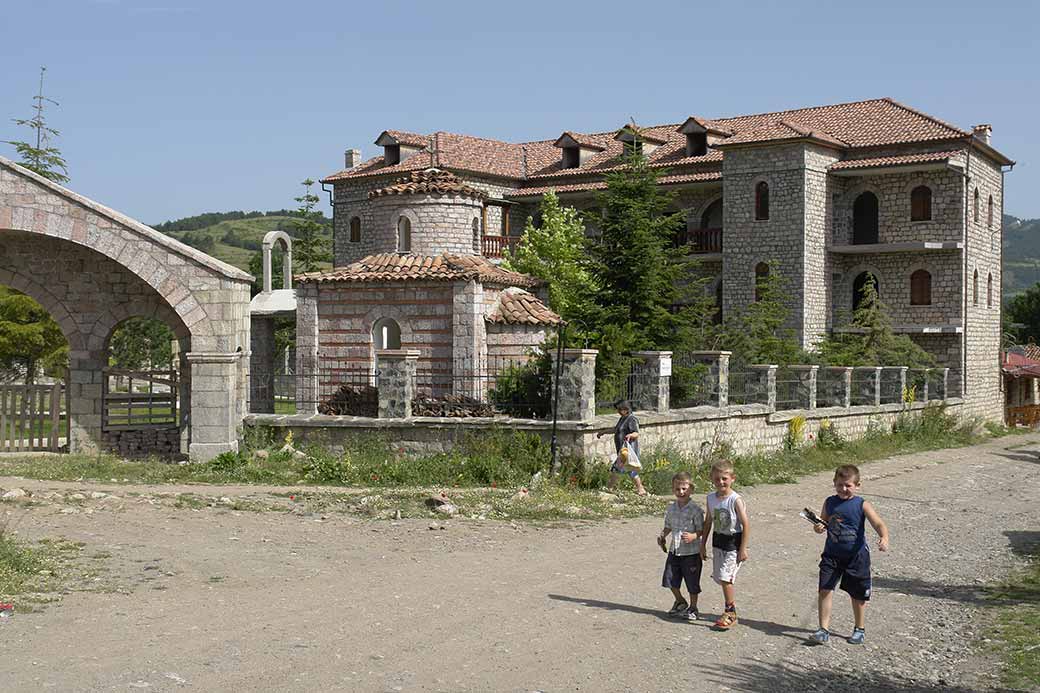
4, 67, 69, 184
288, 179, 331, 273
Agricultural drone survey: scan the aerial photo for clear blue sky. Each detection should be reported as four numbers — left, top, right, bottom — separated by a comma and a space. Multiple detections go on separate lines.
3, 0, 1038, 224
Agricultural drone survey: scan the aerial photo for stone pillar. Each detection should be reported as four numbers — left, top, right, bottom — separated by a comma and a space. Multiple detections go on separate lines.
789, 365, 818, 410
66, 348, 105, 455
686, 351, 731, 408
552, 349, 597, 422
249, 316, 276, 413
377, 349, 419, 418
295, 285, 319, 414
853, 366, 882, 407
630, 351, 672, 412
746, 365, 778, 411
937, 368, 949, 400
452, 280, 486, 400
186, 351, 243, 461
822, 367, 853, 408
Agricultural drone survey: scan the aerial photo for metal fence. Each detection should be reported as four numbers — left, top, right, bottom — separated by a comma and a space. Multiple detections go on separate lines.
775, 368, 809, 411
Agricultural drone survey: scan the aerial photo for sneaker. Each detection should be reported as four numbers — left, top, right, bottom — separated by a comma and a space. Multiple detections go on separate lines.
667, 599, 688, 617
684, 606, 699, 622
848, 628, 865, 645
713, 610, 738, 630
809, 628, 830, 644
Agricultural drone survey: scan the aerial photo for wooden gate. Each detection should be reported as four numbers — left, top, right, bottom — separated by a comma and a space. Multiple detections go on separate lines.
102, 369, 179, 431
0, 382, 66, 452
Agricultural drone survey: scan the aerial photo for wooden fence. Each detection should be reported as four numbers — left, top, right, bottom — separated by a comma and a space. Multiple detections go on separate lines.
102, 369, 179, 431
0, 382, 66, 452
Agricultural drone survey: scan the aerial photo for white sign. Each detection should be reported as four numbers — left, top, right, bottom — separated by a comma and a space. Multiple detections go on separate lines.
660, 360, 672, 377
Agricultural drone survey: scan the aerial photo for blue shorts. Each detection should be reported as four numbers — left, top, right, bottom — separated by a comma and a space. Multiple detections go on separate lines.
819, 548, 871, 601
610, 458, 639, 478
663, 553, 702, 593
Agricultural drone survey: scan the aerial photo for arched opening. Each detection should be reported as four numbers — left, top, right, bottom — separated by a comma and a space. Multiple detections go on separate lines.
397, 217, 412, 253
754, 182, 769, 221
988, 195, 994, 228
701, 198, 723, 230
910, 269, 931, 306
852, 192, 879, 244
910, 186, 932, 222
754, 262, 770, 302
987, 273, 993, 308
973, 269, 979, 306
349, 216, 362, 243
852, 271, 880, 313
372, 317, 402, 351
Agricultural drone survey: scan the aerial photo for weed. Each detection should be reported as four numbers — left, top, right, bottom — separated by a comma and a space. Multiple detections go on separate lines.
986, 538, 1040, 689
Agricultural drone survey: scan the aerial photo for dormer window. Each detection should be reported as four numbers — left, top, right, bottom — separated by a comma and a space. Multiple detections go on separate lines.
553, 132, 605, 170
562, 147, 580, 169
375, 131, 426, 167
624, 139, 643, 157
678, 116, 731, 157
687, 132, 708, 157
614, 125, 662, 158
383, 144, 401, 165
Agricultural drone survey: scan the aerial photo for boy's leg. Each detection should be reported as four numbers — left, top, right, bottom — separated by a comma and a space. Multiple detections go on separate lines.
669, 587, 685, 603
817, 589, 834, 630
851, 598, 866, 629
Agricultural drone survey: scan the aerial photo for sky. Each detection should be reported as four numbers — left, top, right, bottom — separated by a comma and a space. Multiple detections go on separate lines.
2, 0, 1039, 224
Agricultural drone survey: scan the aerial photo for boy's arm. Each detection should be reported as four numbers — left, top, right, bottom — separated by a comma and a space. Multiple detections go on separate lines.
863, 501, 889, 551
735, 498, 750, 562
814, 501, 828, 534
699, 509, 712, 558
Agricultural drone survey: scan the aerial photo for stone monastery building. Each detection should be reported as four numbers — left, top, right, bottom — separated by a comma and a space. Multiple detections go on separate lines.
307, 97, 1013, 420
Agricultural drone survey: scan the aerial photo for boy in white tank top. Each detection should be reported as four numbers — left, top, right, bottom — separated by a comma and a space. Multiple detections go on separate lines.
699, 459, 750, 629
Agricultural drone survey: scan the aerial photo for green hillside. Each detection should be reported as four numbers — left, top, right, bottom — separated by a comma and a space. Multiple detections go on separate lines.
1004, 215, 1040, 296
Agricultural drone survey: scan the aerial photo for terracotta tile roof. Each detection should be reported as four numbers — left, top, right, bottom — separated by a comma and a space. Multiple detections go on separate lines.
296, 253, 543, 289
714, 119, 849, 148
377, 129, 429, 148
486, 287, 561, 326
369, 169, 488, 200
829, 150, 964, 171
554, 131, 608, 150
507, 171, 723, 198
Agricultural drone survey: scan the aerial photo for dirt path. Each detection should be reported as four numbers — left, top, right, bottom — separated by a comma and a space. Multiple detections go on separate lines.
2, 435, 1039, 692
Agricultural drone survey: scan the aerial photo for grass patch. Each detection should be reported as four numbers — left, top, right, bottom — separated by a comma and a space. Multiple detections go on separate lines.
0, 529, 89, 609
987, 535, 1040, 690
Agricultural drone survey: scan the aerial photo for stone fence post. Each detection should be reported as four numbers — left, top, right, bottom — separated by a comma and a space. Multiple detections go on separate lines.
821, 367, 853, 408
746, 365, 778, 411
295, 286, 319, 415
185, 351, 243, 460
685, 351, 730, 408
936, 368, 950, 400
630, 351, 671, 412
552, 349, 597, 422
376, 350, 419, 418
853, 366, 882, 407
789, 365, 818, 410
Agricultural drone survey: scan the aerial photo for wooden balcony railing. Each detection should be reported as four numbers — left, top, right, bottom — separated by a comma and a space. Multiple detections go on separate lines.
482, 235, 520, 259
682, 227, 723, 254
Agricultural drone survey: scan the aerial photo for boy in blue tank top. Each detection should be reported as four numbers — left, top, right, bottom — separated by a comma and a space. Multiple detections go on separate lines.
810, 464, 889, 645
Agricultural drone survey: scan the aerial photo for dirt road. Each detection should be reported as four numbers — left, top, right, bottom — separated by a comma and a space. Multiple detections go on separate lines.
2, 435, 1038, 692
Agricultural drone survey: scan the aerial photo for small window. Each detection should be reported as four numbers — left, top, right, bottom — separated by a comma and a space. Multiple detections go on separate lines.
852, 191, 879, 244
910, 186, 932, 222
349, 216, 361, 243
372, 317, 402, 350
754, 262, 769, 301
562, 147, 580, 169
988, 195, 994, 228
973, 269, 979, 306
974, 188, 980, 224
397, 217, 412, 253
987, 273, 993, 308
910, 269, 931, 305
686, 132, 708, 157
754, 182, 769, 221
472, 218, 480, 254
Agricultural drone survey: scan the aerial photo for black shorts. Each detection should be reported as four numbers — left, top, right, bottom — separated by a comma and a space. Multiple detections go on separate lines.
662, 553, 703, 593
819, 549, 871, 601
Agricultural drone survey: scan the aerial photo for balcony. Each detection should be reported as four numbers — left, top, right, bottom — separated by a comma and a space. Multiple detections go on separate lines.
829, 241, 963, 255
680, 227, 722, 259
482, 234, 520, 259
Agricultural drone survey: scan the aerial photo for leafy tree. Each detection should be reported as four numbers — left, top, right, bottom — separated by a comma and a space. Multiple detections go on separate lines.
108, 317, 175, 370
0, 287, 68, 383
288, 179, 331, 273
718, 262, 805, 367
4, 67, 69, 185
1005, 282, 1040, 344
504, 190, 596, 322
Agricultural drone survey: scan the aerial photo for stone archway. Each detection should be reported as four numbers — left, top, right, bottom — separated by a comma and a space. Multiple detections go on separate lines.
0, 158, 253, 460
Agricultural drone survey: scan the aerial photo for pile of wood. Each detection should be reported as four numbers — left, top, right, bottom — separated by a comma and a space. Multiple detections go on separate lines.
318, 385, 379, 417
412, 392, 496, 417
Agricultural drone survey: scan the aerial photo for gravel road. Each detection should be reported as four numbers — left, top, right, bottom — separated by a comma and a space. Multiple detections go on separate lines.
2, 434, 1038, 692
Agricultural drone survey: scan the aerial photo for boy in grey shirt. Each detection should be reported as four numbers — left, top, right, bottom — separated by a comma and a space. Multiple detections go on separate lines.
657, 471, 704, 620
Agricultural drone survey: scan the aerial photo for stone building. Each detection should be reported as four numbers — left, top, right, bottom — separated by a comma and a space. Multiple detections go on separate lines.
320, 99, 1014, 421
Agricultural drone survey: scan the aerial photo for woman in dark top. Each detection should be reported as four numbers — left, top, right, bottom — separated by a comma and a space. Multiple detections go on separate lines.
597, 399, 646, 496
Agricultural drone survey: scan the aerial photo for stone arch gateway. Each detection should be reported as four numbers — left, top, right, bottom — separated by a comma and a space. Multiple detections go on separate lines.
0, 158, 253, 461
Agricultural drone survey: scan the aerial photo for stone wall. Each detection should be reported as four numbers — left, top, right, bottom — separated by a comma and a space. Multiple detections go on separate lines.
102, 427, 181, 458
831, 251, 962, 325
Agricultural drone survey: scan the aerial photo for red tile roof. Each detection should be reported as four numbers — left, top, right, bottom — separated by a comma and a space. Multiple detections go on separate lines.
486, 287, 561, 326
296, 253, 543, 289
829, 150, 964, 171
377, 130, 429, 148
714, 119, 850, 148
369, 169, 488, 201
508, 171, 723, 198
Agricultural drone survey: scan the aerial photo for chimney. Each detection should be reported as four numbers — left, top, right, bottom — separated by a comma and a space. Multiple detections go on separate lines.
972, 124, 992, 145
344, 148, 362, 169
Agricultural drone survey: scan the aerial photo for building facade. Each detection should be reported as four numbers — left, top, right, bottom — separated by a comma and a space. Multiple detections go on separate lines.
319, 98, 1013, 420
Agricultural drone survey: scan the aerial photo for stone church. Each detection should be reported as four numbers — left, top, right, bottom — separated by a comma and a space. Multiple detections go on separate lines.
312, 98, 1013, 420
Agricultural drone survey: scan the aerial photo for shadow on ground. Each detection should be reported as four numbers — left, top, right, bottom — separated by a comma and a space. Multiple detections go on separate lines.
992, 451, 1040, 465
697, 659, 996, 692
872, 575, 987, 604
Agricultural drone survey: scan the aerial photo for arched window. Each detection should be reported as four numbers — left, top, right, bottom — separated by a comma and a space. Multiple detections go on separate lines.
754, 182, 769, 221
852, 192, 879, 244
397, 217, 412, 253
987, 273, 993, 308
852, 272, 879, 313
754, 262, 769, 301
349, 216, 362, 243
472, 218, 481, 254
973, 269, 979, 305
910, 269, 931, 305
700, 199, 723, 229
372, 317, 401, 350
973, 188, 980, 224
988, 195, 994, 228
910, 186, 932, 222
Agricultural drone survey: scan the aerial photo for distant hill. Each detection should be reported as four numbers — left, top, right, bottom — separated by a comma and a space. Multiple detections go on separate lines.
152, 211, 332, 272
1004, 214, 1040, 296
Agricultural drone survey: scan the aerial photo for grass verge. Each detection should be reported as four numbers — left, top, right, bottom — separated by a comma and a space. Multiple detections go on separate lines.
0, 527, 96, 611
987, 534, 1040, 690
